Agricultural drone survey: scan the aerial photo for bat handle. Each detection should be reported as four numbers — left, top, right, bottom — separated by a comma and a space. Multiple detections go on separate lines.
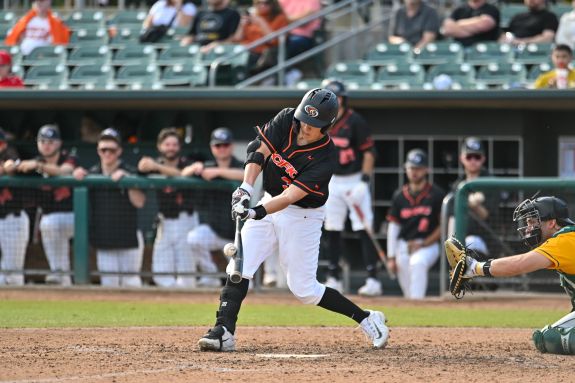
230, 216, 244, 284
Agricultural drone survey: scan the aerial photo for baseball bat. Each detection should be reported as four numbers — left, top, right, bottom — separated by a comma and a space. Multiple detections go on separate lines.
229, 216, 244, 284
351, 203, 396, 280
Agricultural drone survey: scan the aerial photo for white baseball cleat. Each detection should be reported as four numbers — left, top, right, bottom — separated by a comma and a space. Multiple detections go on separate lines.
198, 325, 236, 352
325, 276, 343, 293
360, 310, 389, 349
358, 278, 382, 297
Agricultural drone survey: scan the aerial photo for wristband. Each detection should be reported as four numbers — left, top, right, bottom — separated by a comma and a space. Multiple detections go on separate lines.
361, 173, 370, 184
252, 205, 267, 220
483, 259, 493, 277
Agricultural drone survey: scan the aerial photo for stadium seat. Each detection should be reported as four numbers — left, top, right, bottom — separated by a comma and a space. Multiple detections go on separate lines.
0, 24, 13, 40
65, 10, 105, 28
527, 62, 552, 81
426, 63, 476, 84
109, 25, 143, 47
500, 4, 525, 28
375, 63, 424, 89
69, 27, 109, 47
325, 61, 375, 86
67, 45, 112, 66
0, 11, 16, 25
552, 4, 572, 18
160, 63, 207, 86
465, 42, 513, 65
411, 41, 464, 65
112, 45, 157, 66
157, 44, 201, 65
365, 43, 413, 65
10, 64, 24, 78
513, 43, 553, 65
108, 10, 148, 26
22, 45, 67, 66
68, 64, 115, 87
115, 63, 160, 86
199, 44, 249, 85
24, 64, 69, 89
294, 79, 323, 89
476, 62, 527, 87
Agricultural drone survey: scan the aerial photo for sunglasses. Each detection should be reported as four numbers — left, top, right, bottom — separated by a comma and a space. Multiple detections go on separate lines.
465, 153, 483, 161
38, 139, 58, 144
98, 147, 119, 154
213, 143, 231, 148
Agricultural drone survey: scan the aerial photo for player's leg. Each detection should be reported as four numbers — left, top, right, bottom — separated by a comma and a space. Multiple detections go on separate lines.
406, 243, 440, 299
152, 216, 177, 287
533, 311, 575, 354
323, 179, 348, 292
395, 240, 412, 298
119, 231, 144, 287
0, 212, 29, 285
97, 249, 120, 287
187, 224, 224, 288
40, 212, 73, 286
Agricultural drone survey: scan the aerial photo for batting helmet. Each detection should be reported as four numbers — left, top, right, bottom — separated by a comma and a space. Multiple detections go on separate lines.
513, 196, 575, 248
294, 88, 338, 133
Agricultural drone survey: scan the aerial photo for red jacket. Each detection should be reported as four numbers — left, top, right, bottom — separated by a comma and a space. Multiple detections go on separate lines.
0, 75, 24, 88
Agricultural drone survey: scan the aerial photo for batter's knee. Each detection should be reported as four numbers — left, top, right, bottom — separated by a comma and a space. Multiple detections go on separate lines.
533, 325, 575, 355
287, 279, 325, 305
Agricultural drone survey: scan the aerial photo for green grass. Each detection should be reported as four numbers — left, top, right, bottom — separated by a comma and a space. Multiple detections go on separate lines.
0, 300, 565, 329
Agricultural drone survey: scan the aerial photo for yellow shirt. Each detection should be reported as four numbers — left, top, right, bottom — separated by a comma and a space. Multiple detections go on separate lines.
534, 229, 575, 274
533, 69, 575, 89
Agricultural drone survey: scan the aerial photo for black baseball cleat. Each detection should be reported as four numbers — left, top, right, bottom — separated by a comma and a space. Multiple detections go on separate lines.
198, 325, 236, 352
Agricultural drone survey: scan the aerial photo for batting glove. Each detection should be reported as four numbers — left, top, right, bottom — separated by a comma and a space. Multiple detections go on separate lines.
233, 204, 267, 221
231, 185, 251, 220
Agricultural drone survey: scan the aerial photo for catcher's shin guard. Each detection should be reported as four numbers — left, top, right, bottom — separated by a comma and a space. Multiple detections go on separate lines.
532, 325, 575, 355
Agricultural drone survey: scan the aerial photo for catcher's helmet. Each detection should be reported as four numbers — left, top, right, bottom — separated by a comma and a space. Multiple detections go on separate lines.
513, 196, 575, 248
294, 88, 338, 133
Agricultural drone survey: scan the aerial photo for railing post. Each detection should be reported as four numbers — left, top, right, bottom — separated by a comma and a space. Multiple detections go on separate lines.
439, 192, 454, 296
454, 184, 469, 245
278, 34, 286, 87
73, 187, 89, 284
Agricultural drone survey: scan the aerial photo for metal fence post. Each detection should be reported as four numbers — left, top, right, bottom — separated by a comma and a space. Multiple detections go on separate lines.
73, 187, 89, 284
454, 185, 469, 244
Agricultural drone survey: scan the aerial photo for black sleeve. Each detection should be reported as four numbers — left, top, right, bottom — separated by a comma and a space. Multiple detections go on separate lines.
292, 155, 333, 197
424, 7, 441, 33
188, 10, 201, 35
257, 108, 292, 153
544, 12, 559, 32
352, 114, 374, 153
387, 190, 402, 222
482, 4, 500, 24
450, 6, 464, 21
226, 9, 241, 38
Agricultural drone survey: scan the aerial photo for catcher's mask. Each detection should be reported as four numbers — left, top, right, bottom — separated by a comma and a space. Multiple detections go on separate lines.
513, 196, 575, 248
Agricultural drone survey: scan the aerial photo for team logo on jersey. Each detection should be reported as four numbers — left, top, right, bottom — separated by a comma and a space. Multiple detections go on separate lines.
271, 153, 298, 178
304, 105, 319, 117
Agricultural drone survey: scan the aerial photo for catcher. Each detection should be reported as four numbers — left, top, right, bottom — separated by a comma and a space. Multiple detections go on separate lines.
445, 195, 575, 355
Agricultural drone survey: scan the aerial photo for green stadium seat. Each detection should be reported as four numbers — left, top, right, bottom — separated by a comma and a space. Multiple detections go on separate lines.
513, 43, 553, 65
476, 62, 527, 87
365, 43, 413, 65
0, 45, 22, 66
67, 45, 111, 66
69, 27, 109, 46
527, 62, 552, 81
0, 24, 13, 40
157, 44, 201, 65
109, 25, 143, 47
199, 44, 249, 85
115, 63, 160, 86
426, 63, 476, 83
108, 10, 148, 26
24, 64, 69, 89
374, 63, 424, 89
22, 45, 67, 66
11, 64, 24, 78
294, 79, 323, 90
0, 11, 17, 25
160, 63, 207, 86
500, 4, 525, 29
411, 41, 464, 65
68, 63, 115, 87
325, 61, 375, 85
422, 76, 479, 90
465, 42, 513, 65
112, 45, 157, 66
65, 10, 105, 28
552, 4, 572, 18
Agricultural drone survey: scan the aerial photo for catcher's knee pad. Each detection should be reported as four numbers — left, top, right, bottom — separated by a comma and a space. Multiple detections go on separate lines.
532, 325, 575, 355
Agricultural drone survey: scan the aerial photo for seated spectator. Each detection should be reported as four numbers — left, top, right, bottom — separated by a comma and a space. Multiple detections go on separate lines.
556, 2, 575, 50
534, 44, 575, 89
501, 0, 558, 45
279, 0, 322, 58
231, 0, 288, 75
5, 0, 70, 56
0, 51, 23, 88
180, 0, 240, 51
389, 0, 440, 51
73, 128, 146, 287
143, 0, 197, 30
441, 0, 500, 47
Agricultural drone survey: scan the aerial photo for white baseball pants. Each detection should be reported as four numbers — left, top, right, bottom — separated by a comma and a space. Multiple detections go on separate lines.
324, 173, 373, 231
0, 212, 29, 286
228, 194, 326, 305
152, 212, 199, 287
40, 212, 74, 285
96, 231, 144, 287
187, 223, 229, 287
395, 239, 440, 299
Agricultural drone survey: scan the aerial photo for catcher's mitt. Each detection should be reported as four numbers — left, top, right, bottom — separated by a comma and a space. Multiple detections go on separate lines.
444, 236, 476, 299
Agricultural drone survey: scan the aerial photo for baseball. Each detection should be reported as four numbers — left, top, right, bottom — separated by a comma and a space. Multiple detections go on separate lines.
223, 243, 237, 257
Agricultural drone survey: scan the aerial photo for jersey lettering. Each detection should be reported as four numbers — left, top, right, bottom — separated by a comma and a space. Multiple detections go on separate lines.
53, 187, 71, 202
400, 206, 432, 219
418, 218, 429, 232
271, 153, 298, 179
0, 188, 13, 205
339, 148, 356, 165
280, 176, 293, 189
331, 136, 350, 148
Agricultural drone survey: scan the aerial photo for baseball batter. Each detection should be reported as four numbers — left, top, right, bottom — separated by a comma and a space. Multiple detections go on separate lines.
455, 196, 575, 354
320, 79, 380, 296
386, 149, 445, 299
198, 88, 389, 352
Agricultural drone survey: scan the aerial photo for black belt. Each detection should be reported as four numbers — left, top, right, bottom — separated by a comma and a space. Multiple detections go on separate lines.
0, 211, 21, 219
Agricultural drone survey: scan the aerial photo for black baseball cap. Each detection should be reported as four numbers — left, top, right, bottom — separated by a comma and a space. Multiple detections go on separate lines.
461, 137, 484, 155
210, 127, 233, 145
405, 148, 428, 167
37, 124, 61, 141
99, 127, 121, 144
534, 196, 575, 226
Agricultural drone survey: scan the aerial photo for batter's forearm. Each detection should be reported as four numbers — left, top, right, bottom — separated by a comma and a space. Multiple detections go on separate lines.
154, 163, 182, 177
361, 151, 375, 176
243, 163, 262, 187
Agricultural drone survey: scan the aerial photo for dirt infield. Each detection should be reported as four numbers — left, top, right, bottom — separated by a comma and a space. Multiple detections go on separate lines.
1, 289, 575, 383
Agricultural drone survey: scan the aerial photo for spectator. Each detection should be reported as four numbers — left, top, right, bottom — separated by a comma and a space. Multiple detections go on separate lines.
73, 128, 146, 287
556, 2, 575, 49
183, 127, 243, 288
278, 0, 322, 58
0, 131, 28, 286
142, 0, 197, 30
534, 44, 575, 89
231, 0, 289, 76
441, 0, 500, 47
180, 0, 240, 50
0, 51, 23, 88
138, 128, 202, 288
5, 0, 70, 56
386, 149, 445, 300
15, 125, 76, 286
501, 0, 558, 45
389, 0, 440, 51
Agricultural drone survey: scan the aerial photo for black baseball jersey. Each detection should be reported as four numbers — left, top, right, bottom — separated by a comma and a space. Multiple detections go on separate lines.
88, 161, 140, 249
258, 108, 335, 209
328, 108, 374, 175
151, 156, 197, 219
387, 182, 445, 240
36, 150, 77, 214
0, 147, 24, 218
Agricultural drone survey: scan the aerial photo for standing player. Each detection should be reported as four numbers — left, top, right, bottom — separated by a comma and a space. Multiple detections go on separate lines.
197, 88, 389, 352
15, 125, 77, 286
138, 128, 201, 288
386, 149, 445, 299
320, 79, 379, 296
